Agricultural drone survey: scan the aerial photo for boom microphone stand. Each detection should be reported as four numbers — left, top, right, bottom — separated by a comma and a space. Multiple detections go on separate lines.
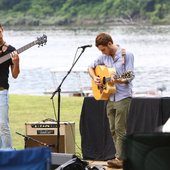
16, 132, 53, 148
50, 46, 91, 152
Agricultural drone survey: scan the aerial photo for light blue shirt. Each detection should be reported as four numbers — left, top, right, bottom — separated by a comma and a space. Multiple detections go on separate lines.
89, 46, 135, 101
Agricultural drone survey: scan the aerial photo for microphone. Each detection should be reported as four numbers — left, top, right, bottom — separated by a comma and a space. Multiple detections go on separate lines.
78, 44, 92, 49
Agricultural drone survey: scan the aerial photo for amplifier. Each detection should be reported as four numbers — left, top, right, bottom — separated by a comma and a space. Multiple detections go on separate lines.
25, 121, 75, 154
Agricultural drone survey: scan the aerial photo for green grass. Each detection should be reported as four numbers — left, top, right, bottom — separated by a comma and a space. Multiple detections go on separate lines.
9, 94, 84, 157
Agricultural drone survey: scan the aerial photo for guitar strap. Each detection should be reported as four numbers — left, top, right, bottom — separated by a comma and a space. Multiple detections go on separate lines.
122, 48, 126, 72
122, 48, 126, 65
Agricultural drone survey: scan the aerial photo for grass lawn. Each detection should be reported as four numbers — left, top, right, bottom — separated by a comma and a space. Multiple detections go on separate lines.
9, 94, 84, 157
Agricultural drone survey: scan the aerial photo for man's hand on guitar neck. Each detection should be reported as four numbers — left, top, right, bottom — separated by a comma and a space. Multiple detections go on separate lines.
111, 71, 133, 84
111, 75, 128, 84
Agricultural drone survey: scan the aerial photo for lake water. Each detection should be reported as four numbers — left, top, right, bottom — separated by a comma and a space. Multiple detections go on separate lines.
4, 25, 170, 96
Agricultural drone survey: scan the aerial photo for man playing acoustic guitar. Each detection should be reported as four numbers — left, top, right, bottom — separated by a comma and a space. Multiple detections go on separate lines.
88, 32, 134, 169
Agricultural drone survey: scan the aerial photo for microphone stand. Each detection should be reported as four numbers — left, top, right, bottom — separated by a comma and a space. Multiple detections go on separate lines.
50, 47, 87, 152
16, 132, 50, 148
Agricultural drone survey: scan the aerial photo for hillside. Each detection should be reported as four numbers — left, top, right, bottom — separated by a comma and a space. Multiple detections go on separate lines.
0, 0, 170, 27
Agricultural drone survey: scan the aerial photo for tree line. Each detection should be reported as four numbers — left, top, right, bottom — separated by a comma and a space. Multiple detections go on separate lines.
0, 0, 170, 27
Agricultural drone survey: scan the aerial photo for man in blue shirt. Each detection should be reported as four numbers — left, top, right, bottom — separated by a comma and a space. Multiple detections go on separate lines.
88, 32, 134, 168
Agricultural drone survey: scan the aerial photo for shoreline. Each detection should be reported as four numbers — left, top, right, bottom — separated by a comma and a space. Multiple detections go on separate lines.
4, 18, 156, 30
5, 22, 170, 32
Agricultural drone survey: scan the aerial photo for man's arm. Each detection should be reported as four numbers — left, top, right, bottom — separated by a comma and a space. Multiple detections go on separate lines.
88, 67, 101, 86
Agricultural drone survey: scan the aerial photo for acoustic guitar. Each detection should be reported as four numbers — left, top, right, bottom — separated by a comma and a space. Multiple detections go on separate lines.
0, 34, 47, 64
92, 65, 132, 100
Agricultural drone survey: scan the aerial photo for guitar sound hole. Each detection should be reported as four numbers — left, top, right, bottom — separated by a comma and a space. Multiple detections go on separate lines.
103, 77, 106, 84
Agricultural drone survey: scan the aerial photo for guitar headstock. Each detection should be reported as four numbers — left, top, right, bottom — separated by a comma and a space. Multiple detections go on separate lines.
36, 34, 47, 46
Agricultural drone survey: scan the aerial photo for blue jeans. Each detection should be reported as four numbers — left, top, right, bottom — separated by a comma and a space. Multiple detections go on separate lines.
0, 90, 12, 149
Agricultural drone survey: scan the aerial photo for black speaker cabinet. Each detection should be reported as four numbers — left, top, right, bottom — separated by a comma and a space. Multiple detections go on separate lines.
124, 133, 170, 170
25, 122, 75, 154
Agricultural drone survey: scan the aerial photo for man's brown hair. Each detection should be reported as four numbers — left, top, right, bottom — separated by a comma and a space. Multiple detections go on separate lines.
95, 32, 113, 47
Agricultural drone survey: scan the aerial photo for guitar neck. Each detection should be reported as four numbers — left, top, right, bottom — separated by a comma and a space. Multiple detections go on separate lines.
17, 40, 37, 54
105, 77, 111, 83
0, 40, 37, 64
0, 34, 47, 65
104, 71, 132, 83
105, 75, 122, 82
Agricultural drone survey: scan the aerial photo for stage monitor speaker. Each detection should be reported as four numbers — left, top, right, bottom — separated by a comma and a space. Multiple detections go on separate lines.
25, 121, 75, 154
51, 152, 77, 170
123, 133, 170, 170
